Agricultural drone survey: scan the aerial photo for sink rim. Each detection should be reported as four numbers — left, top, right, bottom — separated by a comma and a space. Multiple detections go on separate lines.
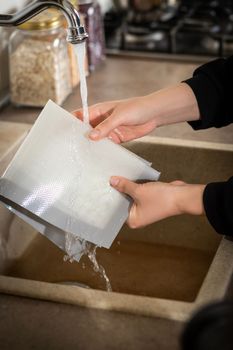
0, 135, 233, 322
129, 135, 233, 152
0, 235, 232, 322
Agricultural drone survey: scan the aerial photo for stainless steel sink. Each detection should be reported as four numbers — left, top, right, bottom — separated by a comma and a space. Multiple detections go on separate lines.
0, 136, 233, 321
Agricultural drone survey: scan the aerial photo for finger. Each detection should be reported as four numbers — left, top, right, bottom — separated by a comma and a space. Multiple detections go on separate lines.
108, 131, 121, 144
110, 176, 138, 198
72, 109, 83, 121
89, 112, 122, 140
73, 107, 118, 137
88, 107, 114, 128
73, 102, 115, 127
73, 108, 104, 126
126, 203, 139, 229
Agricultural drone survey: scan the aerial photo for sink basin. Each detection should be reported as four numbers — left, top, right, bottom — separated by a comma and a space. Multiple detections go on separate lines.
0, 136, 233, 321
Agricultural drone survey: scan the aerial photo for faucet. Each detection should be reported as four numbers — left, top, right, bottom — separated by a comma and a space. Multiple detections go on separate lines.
0, 0, 88, 44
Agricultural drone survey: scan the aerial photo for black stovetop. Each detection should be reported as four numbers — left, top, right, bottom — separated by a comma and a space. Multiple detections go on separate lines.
104, 1, 233, 58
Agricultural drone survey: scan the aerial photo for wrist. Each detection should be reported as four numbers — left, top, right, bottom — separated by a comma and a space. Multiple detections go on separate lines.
174, 183, 206, 216
136, 95, 159, 125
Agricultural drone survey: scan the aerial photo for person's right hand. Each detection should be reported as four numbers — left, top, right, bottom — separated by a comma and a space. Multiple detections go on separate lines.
109, 176, 206, 229
73, 96, 157, 143
73, 83, 200, 143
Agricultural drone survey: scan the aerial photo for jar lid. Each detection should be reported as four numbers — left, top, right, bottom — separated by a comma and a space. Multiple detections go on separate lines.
18, 9, 63, 31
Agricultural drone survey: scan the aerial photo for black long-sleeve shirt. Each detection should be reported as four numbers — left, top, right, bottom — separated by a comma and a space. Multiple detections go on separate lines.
184, 57, 233, 237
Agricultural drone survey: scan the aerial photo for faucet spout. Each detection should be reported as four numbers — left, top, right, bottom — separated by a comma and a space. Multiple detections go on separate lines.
0, 0, 88, 44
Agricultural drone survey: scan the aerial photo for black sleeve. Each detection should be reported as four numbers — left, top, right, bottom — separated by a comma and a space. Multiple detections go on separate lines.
184, 56, 233, 130
184, 58, 233, 237
203, 177, 233, 237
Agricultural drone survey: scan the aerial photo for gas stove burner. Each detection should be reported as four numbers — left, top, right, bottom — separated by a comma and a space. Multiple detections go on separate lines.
201, 36, 220, 52
104, 0, 233, 58
127, 24, 154, 35
127, 9, 159, 26
159, 8, 177, 23
182, 17, 221, 34
123, 29, 170, 52
126, 31, 166, 44
127, 5, 179, 29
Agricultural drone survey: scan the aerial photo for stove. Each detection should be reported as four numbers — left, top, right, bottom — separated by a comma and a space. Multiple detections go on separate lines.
104, 1, 233, 59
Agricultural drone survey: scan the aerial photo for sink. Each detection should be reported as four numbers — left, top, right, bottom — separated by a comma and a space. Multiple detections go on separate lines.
0, 136, 233, 322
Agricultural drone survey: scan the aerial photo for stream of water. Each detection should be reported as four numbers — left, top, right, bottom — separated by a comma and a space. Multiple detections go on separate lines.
74, 42, 89, 124
63, 42, 112, 292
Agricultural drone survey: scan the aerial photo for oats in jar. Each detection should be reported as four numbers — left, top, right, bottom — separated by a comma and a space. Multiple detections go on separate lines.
9, 10, 72, 107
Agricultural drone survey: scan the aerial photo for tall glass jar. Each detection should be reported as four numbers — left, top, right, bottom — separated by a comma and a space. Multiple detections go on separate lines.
9, 10, 72, 107
0, 27, 11, 109
79, 1, 106, 72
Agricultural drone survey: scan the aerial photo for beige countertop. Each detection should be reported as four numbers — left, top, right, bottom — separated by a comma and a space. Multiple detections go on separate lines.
1, 56, 232, 144
0, 121, 29, 160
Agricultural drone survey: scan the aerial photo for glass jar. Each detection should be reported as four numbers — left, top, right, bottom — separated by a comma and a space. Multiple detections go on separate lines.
79, 1, 106, 72
70, 0, 79, 7
9, 10, 72, 107
0, 27, 11, 109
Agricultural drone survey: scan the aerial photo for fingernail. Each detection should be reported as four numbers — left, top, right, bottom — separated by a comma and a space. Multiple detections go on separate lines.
110, 177, 120, 187
89, 129, 100, 140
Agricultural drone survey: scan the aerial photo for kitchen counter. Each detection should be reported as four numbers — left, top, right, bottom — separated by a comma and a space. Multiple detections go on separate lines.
0, 121, 29, 161
0, 56, 233, 350
1, 56, 233, 144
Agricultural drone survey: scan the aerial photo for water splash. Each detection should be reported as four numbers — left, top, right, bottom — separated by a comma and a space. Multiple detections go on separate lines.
64, 234, 112, 292
85, 243, 112, 292
63, 232, 86, 263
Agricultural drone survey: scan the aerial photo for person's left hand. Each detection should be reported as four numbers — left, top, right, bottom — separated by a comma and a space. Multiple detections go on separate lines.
110, 177, 206, 228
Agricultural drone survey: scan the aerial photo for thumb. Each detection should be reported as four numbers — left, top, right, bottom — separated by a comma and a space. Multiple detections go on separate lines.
89, 113, 121, 140
110, 176, 138, 199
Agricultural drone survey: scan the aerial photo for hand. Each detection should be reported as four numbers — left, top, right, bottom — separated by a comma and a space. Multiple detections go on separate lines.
73, 83, 200, 143
110, 177, 206, 228
74, 97, 157, 144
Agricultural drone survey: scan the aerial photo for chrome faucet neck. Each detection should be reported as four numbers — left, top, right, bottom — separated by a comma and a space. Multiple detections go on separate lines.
0, 0, 88, 44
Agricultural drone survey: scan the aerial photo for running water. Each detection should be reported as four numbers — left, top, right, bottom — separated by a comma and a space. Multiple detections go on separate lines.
74, 42, 89, 124
63, 41, 112, 292
85, 243, 112, 292
64, 233, 112, 292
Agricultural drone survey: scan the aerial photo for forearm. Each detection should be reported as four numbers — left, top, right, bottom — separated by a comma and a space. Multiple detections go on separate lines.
142, 83, 200, 127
